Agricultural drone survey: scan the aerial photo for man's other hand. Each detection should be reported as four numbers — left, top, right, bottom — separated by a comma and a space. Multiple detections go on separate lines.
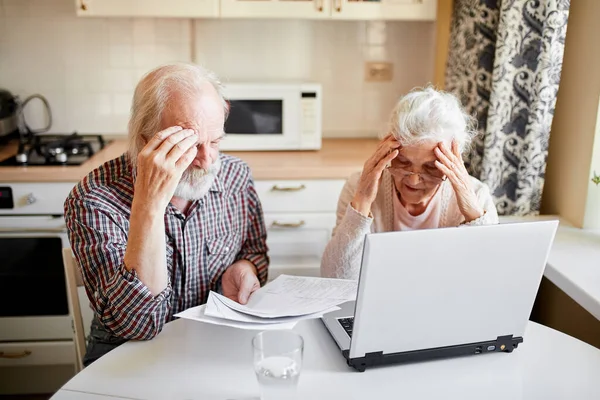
222, 260, 260, 305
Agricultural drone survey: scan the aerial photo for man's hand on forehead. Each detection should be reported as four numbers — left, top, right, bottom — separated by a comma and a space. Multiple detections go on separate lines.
175, 121, 224, 144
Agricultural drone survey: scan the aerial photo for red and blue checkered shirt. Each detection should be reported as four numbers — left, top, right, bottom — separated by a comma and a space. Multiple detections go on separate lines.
64, 153, 269, 340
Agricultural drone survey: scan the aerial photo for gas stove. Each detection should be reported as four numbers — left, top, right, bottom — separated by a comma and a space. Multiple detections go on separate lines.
0, 133, 107, 166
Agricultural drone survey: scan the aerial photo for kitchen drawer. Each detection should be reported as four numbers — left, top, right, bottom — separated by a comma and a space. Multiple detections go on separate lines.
0, 182, 76, 215
265, 212, 335, 279
0, 340, 74, 367
255, 179, 345, 213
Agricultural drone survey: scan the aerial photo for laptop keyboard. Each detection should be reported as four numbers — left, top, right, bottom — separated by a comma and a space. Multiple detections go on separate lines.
338, 317, 354, 338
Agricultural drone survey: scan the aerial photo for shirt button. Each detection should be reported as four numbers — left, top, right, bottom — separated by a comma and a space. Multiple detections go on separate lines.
224, 246, 229, 252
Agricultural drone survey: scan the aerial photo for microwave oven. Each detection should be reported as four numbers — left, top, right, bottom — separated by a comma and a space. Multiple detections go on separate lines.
220, 83, 322, 151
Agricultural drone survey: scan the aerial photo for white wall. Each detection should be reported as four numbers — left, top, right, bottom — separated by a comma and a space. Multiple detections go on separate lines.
0, 0, 435, 138
583, 97, 600, 230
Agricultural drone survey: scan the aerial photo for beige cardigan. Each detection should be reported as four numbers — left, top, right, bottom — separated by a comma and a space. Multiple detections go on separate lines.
320, 169, 499, 279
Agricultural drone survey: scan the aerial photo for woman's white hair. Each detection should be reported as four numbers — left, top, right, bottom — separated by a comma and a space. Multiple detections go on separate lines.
388, 86, 477, 153
127, 62, 228, 167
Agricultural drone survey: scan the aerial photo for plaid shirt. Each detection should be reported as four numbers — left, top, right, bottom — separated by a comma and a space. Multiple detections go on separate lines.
64, 153, 269, 340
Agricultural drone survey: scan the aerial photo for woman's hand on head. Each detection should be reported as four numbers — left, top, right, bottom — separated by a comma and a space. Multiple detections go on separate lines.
434, 140, 484, 223
351, 134, 400, 217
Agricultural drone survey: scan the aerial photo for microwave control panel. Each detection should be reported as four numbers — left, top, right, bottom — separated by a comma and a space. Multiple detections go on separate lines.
301, 91, 321, 148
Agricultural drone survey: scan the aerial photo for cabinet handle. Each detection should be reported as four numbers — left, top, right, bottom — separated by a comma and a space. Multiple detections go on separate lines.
270, 184, 306, 192
316, 0, 323, 12
336, 0, 342, 12
0, 350, 32, 359
80, 0, 88, 11
0, 227, 67, 233
272, 220, 306, 228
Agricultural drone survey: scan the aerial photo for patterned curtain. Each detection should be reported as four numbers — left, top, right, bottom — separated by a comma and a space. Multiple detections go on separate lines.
445, 0, 570, 215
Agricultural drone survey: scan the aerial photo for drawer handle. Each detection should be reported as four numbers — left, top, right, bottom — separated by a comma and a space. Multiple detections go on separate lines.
271, 184, 306, 192
0, 350, 32, 359
271, 220, 306, 228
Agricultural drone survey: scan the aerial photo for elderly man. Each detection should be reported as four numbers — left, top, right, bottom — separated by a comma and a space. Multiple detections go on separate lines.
64, 63, 269, 366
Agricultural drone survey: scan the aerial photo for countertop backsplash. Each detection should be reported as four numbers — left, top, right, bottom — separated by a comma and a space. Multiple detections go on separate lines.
0, 0, 435, 138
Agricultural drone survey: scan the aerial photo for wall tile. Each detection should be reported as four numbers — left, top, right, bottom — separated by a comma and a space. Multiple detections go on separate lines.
132, 19, 155, 45
132, 44, 157, 68
194, 19, 435, 137
109, 44, 134, 68
111, 93, 132, 116
108, 19, 134, 46
1, 0, 435, 137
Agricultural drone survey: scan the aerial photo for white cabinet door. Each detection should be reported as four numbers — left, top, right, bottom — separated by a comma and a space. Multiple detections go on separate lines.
220, 0, 329, 19
75, 0, 220, 18
0, 341, 74, 367
255, 179, 345, 213
331, 0, 436, 20
265, 212, 336, 280
256, 179, 343, 280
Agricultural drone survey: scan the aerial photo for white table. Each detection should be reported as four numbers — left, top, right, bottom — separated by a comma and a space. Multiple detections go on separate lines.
52, 318, 600, 400
546, 226, 600, 320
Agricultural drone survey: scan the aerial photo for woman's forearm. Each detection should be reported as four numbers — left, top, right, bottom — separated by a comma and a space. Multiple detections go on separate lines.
321, 205, 373, 280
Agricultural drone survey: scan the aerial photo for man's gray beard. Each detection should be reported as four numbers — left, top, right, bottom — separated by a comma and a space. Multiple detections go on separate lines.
173, 157, 222, 201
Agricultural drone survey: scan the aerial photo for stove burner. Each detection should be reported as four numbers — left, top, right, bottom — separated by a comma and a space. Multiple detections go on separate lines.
0, 132, 108, 166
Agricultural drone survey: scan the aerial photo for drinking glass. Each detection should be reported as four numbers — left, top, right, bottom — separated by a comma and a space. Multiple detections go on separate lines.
252, 330, 304, 400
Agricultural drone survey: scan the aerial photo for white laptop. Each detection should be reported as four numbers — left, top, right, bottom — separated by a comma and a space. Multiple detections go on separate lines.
321, 220, 559, 372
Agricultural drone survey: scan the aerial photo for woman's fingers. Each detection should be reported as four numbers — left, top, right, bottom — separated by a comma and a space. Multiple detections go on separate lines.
438, 142, 458, 163
375, 136, 399, 156
434, 160, 456, 184
375, 149, 399, 174
451, 139, 461, 158
370, 136, 400, 167
434, 146, 456, 172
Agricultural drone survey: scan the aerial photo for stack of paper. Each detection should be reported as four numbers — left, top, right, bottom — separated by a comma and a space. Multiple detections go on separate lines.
174, 275, 357, 330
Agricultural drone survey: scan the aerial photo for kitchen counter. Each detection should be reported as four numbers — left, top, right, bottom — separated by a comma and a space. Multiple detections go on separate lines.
0, 138, 379, 182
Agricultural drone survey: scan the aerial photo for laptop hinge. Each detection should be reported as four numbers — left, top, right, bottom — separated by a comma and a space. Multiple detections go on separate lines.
365, 351, 384, 360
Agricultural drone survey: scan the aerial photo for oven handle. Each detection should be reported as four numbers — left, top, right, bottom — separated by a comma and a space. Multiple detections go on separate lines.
0, 227, 67, 234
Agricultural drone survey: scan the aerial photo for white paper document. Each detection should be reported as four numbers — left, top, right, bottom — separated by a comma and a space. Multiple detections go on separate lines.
205, 291, 340, 324
174, 304, 298, 330
175, 275, 357, 330
210, 275, 357, 318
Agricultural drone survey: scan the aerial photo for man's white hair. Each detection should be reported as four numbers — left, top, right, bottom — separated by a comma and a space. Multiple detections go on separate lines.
388, 86, 477, 153
127, 62, 228, 167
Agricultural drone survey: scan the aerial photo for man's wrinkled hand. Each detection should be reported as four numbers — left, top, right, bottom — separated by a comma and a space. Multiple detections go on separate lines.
222, 260, 260, 304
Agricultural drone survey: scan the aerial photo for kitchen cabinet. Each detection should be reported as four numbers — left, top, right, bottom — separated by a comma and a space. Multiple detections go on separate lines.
255, 179, 345, 280
331, 0, 436, 21
223, 0, 435, 20
75, 0, 435, 20
75, 0, 220, 18
220, 0, 330, 19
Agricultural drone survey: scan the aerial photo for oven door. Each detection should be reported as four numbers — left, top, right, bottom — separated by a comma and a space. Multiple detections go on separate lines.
221, 83, 302, 151
0, 216, 72, 341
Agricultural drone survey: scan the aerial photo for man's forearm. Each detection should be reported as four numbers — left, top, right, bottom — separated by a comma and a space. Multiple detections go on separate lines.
123, 199, 168, 296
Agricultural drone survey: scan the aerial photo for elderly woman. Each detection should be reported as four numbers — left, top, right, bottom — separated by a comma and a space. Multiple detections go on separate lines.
321, 87, 499, 280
